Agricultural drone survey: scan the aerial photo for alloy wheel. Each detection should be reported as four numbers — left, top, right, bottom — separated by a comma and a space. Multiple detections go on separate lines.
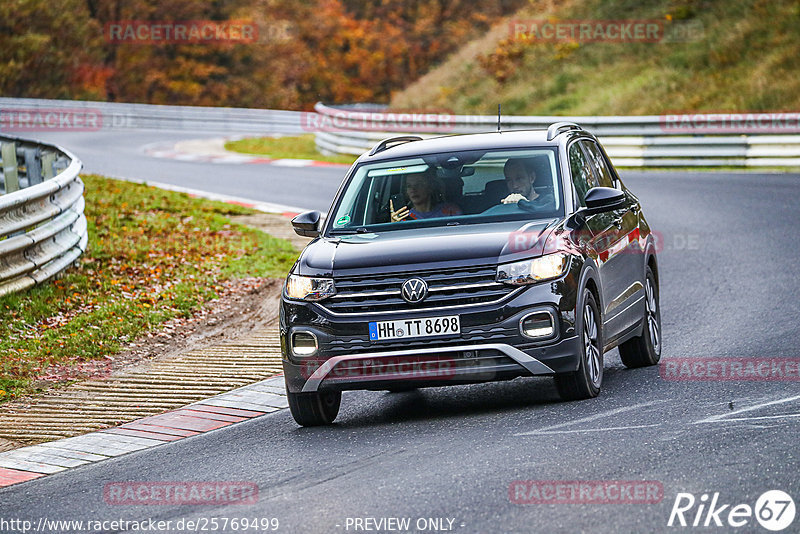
583, 303, 601, 387
645, 278, 660, 355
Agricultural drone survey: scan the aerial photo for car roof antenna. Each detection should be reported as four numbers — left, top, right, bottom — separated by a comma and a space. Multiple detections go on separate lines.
497, 104, 502, 133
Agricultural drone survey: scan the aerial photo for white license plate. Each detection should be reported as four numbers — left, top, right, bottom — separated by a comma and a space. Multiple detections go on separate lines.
369, 315, 460, 341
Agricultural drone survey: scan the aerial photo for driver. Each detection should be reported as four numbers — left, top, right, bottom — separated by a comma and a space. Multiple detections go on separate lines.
390, 169, 462, 221
501, 158, 554, 209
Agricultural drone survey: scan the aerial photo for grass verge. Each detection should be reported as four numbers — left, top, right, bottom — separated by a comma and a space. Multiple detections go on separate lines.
224, 134, 356, 165
0, 175, 297, 402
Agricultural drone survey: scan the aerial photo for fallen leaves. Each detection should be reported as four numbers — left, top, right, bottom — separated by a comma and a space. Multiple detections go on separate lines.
0, 174, 296, 402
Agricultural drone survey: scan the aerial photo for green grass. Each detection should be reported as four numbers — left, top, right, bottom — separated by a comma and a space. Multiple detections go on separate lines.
391, 0, 800, 116
225, 135, 356, 165
0, 175, 298, 401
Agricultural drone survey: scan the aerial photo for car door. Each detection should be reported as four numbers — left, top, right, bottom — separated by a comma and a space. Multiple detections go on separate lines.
579, 139, 645, 338
567, 140, 628, 343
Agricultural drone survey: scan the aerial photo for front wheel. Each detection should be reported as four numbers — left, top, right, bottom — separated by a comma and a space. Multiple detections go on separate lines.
554, 289, 603, 401
287, 390, 341, 426
618, 266, 661, 368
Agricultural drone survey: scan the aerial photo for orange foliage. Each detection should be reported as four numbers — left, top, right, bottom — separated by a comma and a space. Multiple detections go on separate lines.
1, 0, 524, 109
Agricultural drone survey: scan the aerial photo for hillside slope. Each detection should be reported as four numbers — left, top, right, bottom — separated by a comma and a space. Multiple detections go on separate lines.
391, 0, 800, 115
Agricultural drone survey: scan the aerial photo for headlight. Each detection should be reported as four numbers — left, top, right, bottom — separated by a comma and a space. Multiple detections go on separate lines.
497, 253, 568, 285
284, 274, 336, 301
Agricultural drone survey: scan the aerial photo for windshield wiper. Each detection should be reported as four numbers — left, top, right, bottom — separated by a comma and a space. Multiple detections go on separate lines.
330, 227, 370, 235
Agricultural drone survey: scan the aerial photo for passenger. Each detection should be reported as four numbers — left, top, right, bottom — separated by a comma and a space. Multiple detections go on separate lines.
390, 170, 462, 221
501, 158, 554, 209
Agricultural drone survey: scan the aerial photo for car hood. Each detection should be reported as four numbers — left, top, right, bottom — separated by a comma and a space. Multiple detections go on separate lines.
298, 220, 557, 277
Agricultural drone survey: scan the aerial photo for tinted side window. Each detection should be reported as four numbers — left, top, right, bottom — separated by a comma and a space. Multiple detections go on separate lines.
569, 142, 598, 206
580, 140, 616, 188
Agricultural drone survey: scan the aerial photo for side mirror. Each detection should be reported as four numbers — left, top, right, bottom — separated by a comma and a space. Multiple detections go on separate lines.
292, 210, 321, 238
584, 187, 626, 214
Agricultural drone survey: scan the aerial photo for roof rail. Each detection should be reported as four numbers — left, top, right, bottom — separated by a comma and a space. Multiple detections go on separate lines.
546, 122, 582, 141
368, 136, 423, 156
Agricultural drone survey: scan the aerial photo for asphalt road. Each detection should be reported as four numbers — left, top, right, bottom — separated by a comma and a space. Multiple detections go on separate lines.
1, 130, 799, 533
31, 130, 342, 212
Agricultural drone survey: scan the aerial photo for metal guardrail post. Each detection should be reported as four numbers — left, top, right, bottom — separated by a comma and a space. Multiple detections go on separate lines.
24, 147, 43, 186
1, 142, 20, 194
41, 151, 56, 180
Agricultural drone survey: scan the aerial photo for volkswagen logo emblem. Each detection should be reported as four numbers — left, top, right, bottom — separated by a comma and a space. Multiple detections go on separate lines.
401, 278, 428, 303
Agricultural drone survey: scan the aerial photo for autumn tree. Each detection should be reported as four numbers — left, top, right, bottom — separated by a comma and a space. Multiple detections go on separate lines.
0, 0, 109, 99
1, 0, 524, 109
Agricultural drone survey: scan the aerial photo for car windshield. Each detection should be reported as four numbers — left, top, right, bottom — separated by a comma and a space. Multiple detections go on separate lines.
327, 147, 563, 234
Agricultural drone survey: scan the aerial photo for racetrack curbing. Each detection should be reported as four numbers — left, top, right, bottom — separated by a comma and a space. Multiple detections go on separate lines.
0, 376, 288, 488
0, 184, 305, 490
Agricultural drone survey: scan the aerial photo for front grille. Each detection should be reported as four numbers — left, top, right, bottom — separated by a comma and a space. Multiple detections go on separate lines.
320, 264, 519, 315
325, 325, 518, 358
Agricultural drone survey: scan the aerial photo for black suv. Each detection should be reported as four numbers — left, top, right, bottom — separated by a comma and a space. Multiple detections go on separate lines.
281, 123, 661, 426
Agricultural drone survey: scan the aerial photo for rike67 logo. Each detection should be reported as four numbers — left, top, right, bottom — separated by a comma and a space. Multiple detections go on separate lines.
668, 490, 795, 531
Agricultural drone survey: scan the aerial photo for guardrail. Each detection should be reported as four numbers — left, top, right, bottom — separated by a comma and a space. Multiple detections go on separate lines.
312, 103, 800, 167
0, 135, 87, 297
4, 99, 798, 167
0, 98, 307, 135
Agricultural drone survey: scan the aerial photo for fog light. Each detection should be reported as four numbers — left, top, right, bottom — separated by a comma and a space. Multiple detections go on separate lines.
520, 311, 555, 339
291, 331, 318, 356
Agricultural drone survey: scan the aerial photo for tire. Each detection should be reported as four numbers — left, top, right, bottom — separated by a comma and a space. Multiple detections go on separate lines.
287, 390, 341, 426
554, 288, 603, 401
618, 267, 661, 368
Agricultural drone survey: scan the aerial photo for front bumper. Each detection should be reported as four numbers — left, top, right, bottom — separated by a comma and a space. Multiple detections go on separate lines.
281, 280, 582, 394
283, 336, 580, 393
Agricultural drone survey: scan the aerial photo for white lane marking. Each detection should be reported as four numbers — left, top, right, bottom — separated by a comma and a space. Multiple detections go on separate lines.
526, 423, 662, 435
271, 159, 316, 166
514, 400, 666, 436
693, 394, 800, 424
694, 413, 800, 424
